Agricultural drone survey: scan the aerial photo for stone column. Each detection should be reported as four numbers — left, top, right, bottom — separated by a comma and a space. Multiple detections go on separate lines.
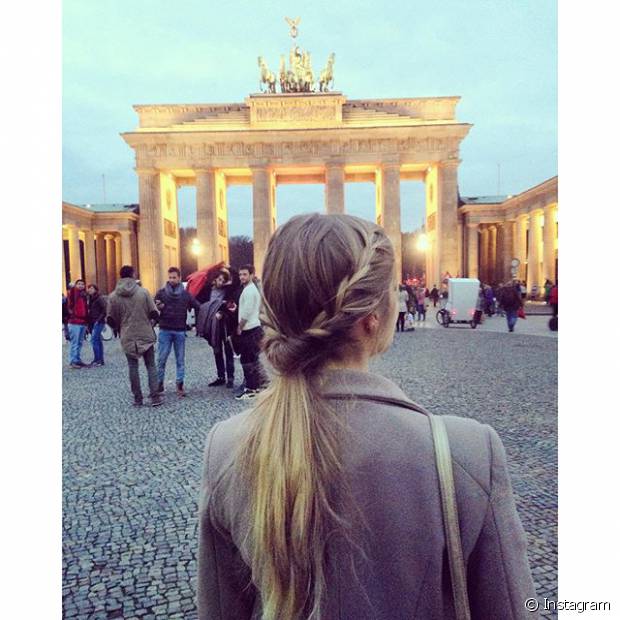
83, 230, 97, 286
119, 230, 133, 267
379, 163, 402, 280
542, 204, 556, 284
527, 211, 542, 295
136, 168, 164, 293
115, 235, 123, 282
515, 215, 528, 281
436, 161, 459, 278
95, 233, 108, 292
495, 224, 505, 283
488, 225, 497, 284
325, 163, 345, 214
105, 234, 116, 293
479, 226, 489, 283
195, 169, 218, 270
502, 220, 516, 282
466, 223, 479, 279
66, 225, 82, 284
251, 166, 276, 276
62, 237, 67, 293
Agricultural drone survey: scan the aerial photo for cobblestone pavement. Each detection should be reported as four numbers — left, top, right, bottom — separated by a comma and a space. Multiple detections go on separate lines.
63, 327, 557, 619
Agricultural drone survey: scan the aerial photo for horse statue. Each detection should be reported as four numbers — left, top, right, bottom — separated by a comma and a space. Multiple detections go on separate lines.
258, 56, 276, 93
279, 55, 287, 92
301, 51, 314, 92
319, 53, 335, 92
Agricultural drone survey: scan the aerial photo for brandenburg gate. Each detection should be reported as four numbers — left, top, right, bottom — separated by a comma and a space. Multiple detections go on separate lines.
121, 92, 471, 292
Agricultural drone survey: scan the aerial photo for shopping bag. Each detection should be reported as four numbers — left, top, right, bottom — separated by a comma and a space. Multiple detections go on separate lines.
517, 307, 526, 319
404, 312, 415, 330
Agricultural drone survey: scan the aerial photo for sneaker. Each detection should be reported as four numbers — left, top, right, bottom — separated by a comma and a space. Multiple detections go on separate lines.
157, 381, 165, 393
69, 363, 82, 369
151, 394, 164, 407
233, 382, 246, 397
176, 382, 186, 397
226, 379, 234, 389
76, 361, 88, 367
235, 388, 259, 401
133, 398, 144, 407
90, 361, 104, 367
208, 377, 226, 387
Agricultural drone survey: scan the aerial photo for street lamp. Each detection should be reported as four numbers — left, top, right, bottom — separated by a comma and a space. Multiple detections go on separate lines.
190, 238, 202, 256
416, 233, 429, 252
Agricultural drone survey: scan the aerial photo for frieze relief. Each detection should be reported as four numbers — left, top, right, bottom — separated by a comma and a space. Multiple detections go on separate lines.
136, 136, 461, 164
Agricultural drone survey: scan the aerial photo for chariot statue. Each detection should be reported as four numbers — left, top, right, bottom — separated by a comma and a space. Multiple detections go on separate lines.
257, 18, 335, 94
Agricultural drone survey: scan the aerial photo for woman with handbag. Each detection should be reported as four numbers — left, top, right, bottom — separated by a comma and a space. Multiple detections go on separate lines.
198, 214, 538, 620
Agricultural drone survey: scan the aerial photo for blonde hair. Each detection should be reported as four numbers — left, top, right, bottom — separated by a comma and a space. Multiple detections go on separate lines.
235, 213, 395, 619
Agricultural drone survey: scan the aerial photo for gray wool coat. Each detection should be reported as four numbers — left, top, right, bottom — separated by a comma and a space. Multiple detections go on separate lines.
197, 369, 538, 619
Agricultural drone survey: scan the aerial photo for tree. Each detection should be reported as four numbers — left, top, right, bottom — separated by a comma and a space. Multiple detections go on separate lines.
228, 236, 254, 269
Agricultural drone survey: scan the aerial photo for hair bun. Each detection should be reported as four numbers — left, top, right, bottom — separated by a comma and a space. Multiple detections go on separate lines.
263, 327, 331, 376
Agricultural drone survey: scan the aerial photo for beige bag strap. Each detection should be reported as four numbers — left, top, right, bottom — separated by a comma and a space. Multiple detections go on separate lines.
427, 412, 472, 620
325, 392, 471, 620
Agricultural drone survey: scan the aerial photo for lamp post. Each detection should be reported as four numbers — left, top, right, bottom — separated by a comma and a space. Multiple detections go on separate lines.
190, 238, 202, 257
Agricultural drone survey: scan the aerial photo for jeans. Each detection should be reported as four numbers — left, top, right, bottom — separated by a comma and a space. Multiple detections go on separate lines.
396, 312, 405, 332
157, 329, 186, 383
126, 345, 159, 401
417, 304, 426, 321
90, 322, 105, 363
506, 310, 518, 331
240, 327, 264, 389
213, 338, 235, 380
68, 323, 86, 364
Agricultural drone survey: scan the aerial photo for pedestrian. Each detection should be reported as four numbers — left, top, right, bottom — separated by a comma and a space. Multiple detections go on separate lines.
197, 213, 537, 620
66, 279, 89, 368
415, 286, 426, 321
234, 264, 268, 400
544, 279, 553, 304
396, 284, 408, 332
501, 281, 523, 333
429, 284, 439, 307
473, 284, 485, 326
484, 284, 495, 316
106, 265, 163, 407
62, 293, 70, 341
154, 267, 201, 397
197, 270, 236, 388
86, 283, 107, 366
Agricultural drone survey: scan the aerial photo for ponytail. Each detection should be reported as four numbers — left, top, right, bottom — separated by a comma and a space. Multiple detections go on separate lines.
237, 374, 345, 620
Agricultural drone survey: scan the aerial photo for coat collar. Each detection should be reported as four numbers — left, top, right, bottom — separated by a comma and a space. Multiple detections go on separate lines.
319, 368, 412, 404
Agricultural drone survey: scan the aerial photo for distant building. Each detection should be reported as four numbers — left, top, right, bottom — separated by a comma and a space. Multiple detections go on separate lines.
62, 202, 139, 293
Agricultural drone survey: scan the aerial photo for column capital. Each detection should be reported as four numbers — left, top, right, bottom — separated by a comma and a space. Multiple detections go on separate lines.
438, 158, 461, 168
380, 160, 401, 171
104, 233, 116, 241
248, 160, 271, 171
194, 167, 216, 176
325, 159, 345, 170
134, 167, 160, 177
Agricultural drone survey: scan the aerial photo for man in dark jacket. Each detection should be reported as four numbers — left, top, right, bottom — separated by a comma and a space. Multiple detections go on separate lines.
499, 281, 523, 332
196, 271, 237, 388
154, 267, 200, 397
107, 265, 163, 407
66, 279, 89, 368
87, 284, 107, 367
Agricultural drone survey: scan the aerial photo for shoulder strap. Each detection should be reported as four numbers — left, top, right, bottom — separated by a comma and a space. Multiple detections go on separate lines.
324, 392, 472, 620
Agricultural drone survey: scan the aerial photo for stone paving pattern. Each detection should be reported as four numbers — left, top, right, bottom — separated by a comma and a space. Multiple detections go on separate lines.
63, 320, 557, 619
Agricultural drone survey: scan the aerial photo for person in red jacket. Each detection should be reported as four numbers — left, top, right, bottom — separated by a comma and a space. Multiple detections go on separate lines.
66, 279, 89, 368
549, 282, 558, 317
